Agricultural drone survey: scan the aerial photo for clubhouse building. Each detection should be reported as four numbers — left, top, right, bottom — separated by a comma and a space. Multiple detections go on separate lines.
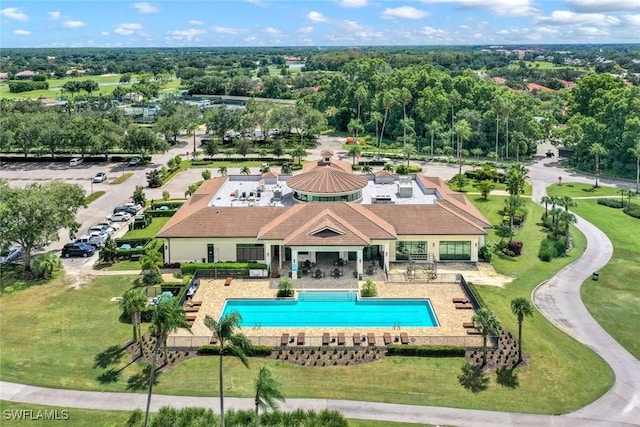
157, 151, 491, 279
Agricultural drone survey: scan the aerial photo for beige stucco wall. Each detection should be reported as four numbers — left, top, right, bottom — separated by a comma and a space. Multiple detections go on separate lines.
164, 237, 266, 263
391, 234, 483, 262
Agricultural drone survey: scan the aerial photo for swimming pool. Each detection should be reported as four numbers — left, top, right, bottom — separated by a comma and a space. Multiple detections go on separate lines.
220, 291, 439, 328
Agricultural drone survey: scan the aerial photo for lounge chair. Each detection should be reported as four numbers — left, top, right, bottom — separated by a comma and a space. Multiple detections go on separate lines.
280, 333, 289, 346
210, 333, 218, 345
400, 332, 410, 345
466, 328, 481, 335
383, 332, 392, 345
186, 315, 197, 321
452, 297, 469, 304
322, 332, 330, 346
184, 307, 200, 313
224, 277, 233, 286
463, 322, 475, 328
190, 300, 203, 306
337, 332, 346, 346
455, 302, 473, 309
367, 333, 376, 346
297, 332, 305, 345
353, 332, 361, 346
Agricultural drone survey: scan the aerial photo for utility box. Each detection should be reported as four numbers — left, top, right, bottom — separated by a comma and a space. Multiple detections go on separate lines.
592, 271, 599, 281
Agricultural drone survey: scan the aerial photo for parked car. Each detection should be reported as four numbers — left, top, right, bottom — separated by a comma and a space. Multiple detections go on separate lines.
123, 203, 143, 213
88, 225, 114, 236
0, 246, 23, 266
61, 242, 95, 258
93, 172, 107, 183
107, 212, 132, 222
113, 205, 138, 215
95, 221, 121, 231
69, 158, 84, 166
128, 157, 142, 166
74, 233, 106, 248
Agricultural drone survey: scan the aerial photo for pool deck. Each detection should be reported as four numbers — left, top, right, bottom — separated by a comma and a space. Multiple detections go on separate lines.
171, 273, 484, 348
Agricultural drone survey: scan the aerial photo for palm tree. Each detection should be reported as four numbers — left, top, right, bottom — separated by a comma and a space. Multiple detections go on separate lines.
291, 144, 306, 166
510, 297, 534, 364
379, 89, 398, 148
120, 287, 148, 356
454, 119, 472, 175
402, 143, 417, 167
399, 87, 412, 149
589, 143, 607, 188
240, 166, 251, 175
557, 195, 576, 212
254, 365, 285, 425
369, 111, 382, 151
383, 163, 394, 173
140, 248, 163, 285
218, 166, 228, 176
347, 144, 362, 166
505, 163, 529, 196
557, 209, 576, 240
31, 252, 62, 279
628, 139, 640, 194
426, 120, 441, 158
204, 311, 252, 427
505, 195, 524, 239
360, 164, 372, 174
144, 297, 190, 427
540, 195, 553, 218
472, 308, 500, 367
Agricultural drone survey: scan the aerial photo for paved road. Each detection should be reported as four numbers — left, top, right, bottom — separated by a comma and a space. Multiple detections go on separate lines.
2, 139, 639, 425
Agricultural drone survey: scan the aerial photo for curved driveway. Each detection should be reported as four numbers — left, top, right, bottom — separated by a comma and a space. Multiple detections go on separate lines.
2, 143, 639, 426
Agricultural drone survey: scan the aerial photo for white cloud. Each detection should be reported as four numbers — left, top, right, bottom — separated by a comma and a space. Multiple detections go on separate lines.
62, 20, 86, 29
101, 31, 110, 36
265, 27, 281, 36
1, 7, 28, 21
623, 13, 640, 25
166, 28, 207, 41
133, 2, 159, 14
213, 26, 246, 35
13, 29, 30, 36
114, 23, 144, 36
307, 11, 329, 23
420, 0, 538, 17
382, 6, 429, 19
566, 0, 640, 12
188, 20, 204, 26
298, 26, 314, 34
340, 0, 368, 7
536, 10, 621, 26
421, 26, 445, 35
48, 11, 60, 20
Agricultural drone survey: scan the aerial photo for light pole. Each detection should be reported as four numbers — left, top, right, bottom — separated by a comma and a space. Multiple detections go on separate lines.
89, 177, 93, 195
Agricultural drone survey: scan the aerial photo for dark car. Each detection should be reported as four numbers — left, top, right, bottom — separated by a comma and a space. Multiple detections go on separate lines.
61, 242, 95, 258
113, 205, 139, 215
0, 246, 23, 266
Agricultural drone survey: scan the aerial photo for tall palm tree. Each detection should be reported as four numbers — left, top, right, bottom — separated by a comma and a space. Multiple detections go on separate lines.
354, 85, 368, 143
240, 166, 251, 175
347, 144, 362, 166
370, 111, 382, 151
379, 89, 398, 149
120, 287, 148, 356
557, 210, 576, 240
140, 248, 163, 285
403, 143, 417, 167
254, 365, 285, 425
589, 143, 607, 188
505, 163, 529, 196
144, 297, 190, 427
426, 120, 441, 158
510, 297, 534, 364
204, 311, 252, 427
399, 87, 412, 149
472, 308, 500, 368
557, 195, 576, 212
540, 195, 553, 218
291, 144, 306, 166
454, 119, 472, 175
628, 139, 640, 194
218, 166, 228, 176
505, 195, 524, 238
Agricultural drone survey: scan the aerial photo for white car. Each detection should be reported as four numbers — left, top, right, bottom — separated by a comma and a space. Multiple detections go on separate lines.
107, 212, 131, 222
69, 158, 83, 166
88, 225, 115, 236
95, 221, 121, 231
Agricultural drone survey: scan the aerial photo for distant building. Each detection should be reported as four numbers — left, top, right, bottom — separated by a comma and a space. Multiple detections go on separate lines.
0, 72, 9, 81
492, 77, 507, 85
528, 83, 553, 92
15, 70, 36, 79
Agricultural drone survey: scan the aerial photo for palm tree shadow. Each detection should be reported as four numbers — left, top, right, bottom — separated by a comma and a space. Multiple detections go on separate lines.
496, 366, 519, 388
127, 364, 160, 392
97, 368, 121, 384
457, 363, 489, 393
93, 345, 125, 369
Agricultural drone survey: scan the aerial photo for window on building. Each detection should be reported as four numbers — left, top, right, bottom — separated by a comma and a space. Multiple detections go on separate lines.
439, 241, 471, 260
395, 241, 427, 260
236, 244, 264, 262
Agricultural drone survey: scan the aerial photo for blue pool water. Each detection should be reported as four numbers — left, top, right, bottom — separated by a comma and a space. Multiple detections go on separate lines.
220, 291, 439, 328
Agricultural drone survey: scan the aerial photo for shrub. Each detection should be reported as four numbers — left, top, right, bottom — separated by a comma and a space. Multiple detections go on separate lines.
507, 240, 523, 256
197, 345, 271, 356
597, 198, 624, 208
479, 245, 492, 262
538, 237, 567, 261
277, 278, 294, 297
351, 164, 361, 171
180, 262, 267, 274
623, 204, 640, 219
395, 164, 409, 174
386, 345, 465, 357
360, 279, 377, 297
407, 165, 423, 173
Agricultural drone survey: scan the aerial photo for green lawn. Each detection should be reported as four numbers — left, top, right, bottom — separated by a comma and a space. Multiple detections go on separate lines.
546, 183, 629, 198
84, 191, 105, 205
568, 200, 640, 358
121, 217, 170, 240
0, 401, 427, 427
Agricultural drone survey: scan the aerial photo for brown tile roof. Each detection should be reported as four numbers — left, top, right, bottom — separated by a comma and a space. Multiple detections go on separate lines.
367, 204, 487, 235
258, 202, 396, 243
301, 158, 352, 173
287, 165, 367, 194
373, 170, 394, 178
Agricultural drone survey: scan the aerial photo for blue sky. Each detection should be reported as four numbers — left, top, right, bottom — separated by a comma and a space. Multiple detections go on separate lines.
1, 1, 639, 48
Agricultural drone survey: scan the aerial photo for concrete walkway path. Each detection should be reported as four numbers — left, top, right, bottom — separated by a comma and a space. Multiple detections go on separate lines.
2, 143, 640, 426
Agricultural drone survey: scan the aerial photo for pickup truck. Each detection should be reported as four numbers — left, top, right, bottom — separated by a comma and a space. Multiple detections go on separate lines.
74, 232, 107, 248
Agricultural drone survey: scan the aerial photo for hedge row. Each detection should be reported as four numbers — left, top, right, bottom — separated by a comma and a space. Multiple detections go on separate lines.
181, 262, 268, 274
146, 208, 178, 218
150, 201, 185, 209
385, 345, 465, 357
197, 345, 272, 356
623, 204, 640, 219
597, 198, 624, 208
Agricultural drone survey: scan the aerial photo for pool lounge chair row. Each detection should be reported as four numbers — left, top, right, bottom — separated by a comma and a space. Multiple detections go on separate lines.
279, 331, 412, 347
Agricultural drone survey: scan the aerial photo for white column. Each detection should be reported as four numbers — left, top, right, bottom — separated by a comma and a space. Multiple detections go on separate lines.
357, 249, 363, 277
291, 249, 298, 279
384, 243, 390, 273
